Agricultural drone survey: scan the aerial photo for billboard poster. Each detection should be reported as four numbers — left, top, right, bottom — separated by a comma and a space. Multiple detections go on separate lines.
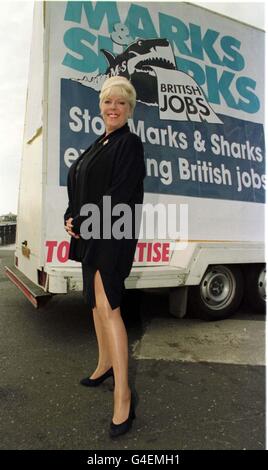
50, 1, 265, 203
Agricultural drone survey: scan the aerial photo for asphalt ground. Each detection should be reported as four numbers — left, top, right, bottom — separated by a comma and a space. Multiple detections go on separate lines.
0, 249, 265, 451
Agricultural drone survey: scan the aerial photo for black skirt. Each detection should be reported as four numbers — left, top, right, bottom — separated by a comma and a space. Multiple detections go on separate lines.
81, 264, 126, 311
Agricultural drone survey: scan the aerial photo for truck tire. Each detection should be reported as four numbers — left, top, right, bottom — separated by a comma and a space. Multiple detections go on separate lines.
244, 264, 266, 313
189, 265, 244, 321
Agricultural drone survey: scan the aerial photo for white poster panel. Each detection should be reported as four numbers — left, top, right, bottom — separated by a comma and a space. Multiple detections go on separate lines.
43, 2, 265, 267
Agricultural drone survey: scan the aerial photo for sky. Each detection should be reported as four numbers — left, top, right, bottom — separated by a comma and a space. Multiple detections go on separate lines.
0, 0, 265, 215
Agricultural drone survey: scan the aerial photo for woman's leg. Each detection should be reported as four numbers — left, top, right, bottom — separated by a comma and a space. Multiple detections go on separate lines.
90, 306, 112, 379
94, 270, 131, 424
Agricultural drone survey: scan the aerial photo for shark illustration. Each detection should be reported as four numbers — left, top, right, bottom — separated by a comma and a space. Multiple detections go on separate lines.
101, 38, 176, 104
72, 37, 222, 122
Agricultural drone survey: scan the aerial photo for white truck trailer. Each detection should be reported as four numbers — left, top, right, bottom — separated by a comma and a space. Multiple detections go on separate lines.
6, 1, 265, 320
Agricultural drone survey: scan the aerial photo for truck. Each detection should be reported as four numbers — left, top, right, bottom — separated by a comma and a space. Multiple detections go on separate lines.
5, 1, 266, 320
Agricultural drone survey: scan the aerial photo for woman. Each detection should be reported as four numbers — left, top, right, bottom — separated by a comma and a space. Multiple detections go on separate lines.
64, 76, 146, 438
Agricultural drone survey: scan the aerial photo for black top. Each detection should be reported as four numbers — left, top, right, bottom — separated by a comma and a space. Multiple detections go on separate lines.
64, 123, 146, 278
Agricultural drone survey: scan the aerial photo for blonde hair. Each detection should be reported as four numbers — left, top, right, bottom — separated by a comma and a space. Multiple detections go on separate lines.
99, 76, 136, 117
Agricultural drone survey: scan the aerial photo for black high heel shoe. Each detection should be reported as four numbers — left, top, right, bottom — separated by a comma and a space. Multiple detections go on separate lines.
109, 392, 137, 438
80, 367, 114, 387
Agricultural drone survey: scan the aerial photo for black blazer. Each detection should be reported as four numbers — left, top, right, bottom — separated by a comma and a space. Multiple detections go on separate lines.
64, 123, 146, 278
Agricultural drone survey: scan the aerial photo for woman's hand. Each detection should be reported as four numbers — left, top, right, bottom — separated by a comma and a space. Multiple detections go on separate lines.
65, 217, 80, 239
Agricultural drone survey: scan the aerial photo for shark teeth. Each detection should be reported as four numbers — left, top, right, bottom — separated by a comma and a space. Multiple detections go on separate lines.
136, 57, 175, 71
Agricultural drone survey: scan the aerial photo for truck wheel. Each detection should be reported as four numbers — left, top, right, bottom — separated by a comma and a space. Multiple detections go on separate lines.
244, 264, 266, 313
189, 265, 244, 321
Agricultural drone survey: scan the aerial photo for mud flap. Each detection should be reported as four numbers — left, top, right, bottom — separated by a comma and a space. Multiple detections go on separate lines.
169, 286, 188, 318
